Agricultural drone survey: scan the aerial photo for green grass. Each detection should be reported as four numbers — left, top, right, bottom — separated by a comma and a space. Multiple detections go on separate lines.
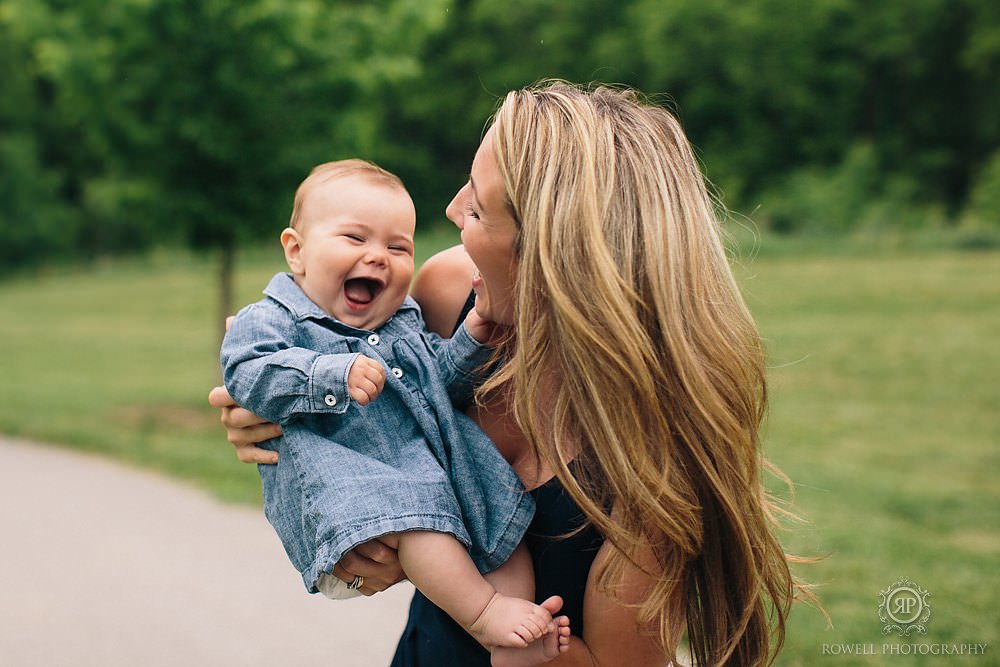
0, 223, 465, 502
1, 227, 996, 664
736, 245, 1000, 665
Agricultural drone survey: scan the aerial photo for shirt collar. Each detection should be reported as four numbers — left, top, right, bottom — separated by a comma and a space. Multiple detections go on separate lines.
262, 272, 422, 332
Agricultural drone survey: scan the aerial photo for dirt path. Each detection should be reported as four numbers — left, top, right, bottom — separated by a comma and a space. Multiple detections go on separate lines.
0, 437, 415, 666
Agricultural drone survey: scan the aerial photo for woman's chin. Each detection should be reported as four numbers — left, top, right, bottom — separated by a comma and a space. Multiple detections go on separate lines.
474, 294, 514, 326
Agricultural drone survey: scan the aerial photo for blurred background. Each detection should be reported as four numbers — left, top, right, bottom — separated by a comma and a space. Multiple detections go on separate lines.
0, 1, 997, 665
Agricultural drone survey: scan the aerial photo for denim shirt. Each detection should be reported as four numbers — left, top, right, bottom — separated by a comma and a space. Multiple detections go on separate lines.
222, 273, 490, 424
221, 273, 534, 591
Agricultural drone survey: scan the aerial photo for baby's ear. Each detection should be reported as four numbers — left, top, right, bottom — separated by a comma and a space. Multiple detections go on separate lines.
280, 227, 305, 274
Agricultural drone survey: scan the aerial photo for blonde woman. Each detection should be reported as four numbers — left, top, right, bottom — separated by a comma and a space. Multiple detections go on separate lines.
210, 81, 809, 666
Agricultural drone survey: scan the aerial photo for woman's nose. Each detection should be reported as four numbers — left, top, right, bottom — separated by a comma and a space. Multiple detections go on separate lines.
445, 186, 467, 229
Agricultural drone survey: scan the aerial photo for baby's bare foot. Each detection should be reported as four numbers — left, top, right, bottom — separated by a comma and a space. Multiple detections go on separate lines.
491, 597, 570, 667
468, 592, 554, 648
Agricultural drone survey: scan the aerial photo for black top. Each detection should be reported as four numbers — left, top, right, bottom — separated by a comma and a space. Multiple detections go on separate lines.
390, 292, 604, 666
390, 477, 604, 666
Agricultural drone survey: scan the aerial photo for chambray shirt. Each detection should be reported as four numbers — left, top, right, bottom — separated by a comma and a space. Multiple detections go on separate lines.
221, 273, 534, 592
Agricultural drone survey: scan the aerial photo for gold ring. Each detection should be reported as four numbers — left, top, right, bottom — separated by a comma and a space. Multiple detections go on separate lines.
347, 575, 364, 590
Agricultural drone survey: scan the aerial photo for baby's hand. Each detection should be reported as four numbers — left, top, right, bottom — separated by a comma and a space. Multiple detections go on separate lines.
464, 308, 510, 347
347, 355, 386, 405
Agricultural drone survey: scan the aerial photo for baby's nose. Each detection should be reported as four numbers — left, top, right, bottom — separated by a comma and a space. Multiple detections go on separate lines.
365, 247, 388, 266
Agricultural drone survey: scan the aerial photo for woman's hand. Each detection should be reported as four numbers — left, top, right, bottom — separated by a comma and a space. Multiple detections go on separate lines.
207, 385, 282, 464
331, 534, 406, 596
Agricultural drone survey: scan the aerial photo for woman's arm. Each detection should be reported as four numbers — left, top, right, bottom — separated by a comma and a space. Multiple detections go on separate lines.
550, 540, 674, 666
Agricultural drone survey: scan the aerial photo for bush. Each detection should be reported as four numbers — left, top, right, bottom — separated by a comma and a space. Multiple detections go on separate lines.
756, 143, 945, 235
961, 150, 1000, 230
0, 134, 80, 272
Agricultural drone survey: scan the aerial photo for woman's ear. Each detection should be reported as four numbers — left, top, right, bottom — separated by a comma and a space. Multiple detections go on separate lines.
281, 227, 305, 275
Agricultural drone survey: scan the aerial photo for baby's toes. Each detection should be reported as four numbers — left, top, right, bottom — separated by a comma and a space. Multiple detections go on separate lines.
555, 616, 571, 649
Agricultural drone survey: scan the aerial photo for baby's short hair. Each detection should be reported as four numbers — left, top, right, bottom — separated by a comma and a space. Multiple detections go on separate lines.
289, 159, 406, 229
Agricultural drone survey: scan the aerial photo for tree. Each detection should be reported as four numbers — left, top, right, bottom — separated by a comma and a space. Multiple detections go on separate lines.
100, 0, 450, 337
0, 1, 89, 269
381, 0, 640, 222
1, 0, 449, 334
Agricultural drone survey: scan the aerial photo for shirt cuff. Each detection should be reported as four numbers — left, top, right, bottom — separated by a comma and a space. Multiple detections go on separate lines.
446, 322, 494, 377
308, 352, 359, 414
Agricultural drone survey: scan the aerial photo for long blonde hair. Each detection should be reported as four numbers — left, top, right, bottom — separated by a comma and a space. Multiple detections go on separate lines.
483, 81, 805, 666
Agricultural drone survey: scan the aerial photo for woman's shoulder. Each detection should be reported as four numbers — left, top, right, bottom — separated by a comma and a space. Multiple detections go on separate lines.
411, 244, 476, 337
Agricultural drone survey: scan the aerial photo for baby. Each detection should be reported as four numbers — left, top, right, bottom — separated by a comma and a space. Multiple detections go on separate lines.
221, 160, 568, 657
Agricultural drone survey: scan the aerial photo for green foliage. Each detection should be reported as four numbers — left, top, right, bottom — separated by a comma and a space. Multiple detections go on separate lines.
961, 150, 1000, 229
1, 0, 999, 270
0, 0, 450, 269
0, 134, 79, 266
380, 0, 638, 223
0, 3, 80, 266
756, 143, 948, 235
608, 0, 1000, 211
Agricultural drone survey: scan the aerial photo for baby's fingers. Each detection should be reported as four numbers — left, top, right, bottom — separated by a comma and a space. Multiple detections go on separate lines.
347, 357, 386, 405
348, 378, 382, 405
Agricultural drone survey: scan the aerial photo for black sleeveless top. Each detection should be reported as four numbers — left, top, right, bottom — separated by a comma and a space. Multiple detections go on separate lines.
390, 293, 604, 666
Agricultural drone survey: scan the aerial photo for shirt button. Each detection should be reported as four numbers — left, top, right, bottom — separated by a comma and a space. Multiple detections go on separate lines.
324, 394, 337, 406
391, 367, 403, 379
367, 334, 380, 345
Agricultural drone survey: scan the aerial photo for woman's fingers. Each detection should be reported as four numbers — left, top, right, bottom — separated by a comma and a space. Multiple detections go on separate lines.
228, 420, 283, 444
354, 536, 401, 564
207, 385, 236, 408
209, 385, 281, 464
210, 386, 275, 430
234, 443, 279, 465
221, 404, 273, 430
333, 541, 406, 596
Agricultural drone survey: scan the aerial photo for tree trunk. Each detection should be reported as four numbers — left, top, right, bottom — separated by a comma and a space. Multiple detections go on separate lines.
217, 236, 235, 356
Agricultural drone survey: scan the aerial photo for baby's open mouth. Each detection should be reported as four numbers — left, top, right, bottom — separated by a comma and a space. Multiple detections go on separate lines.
344, 277, 384, 306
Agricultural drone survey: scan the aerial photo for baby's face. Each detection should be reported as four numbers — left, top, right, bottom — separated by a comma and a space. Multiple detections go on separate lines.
288, 175, 415, 331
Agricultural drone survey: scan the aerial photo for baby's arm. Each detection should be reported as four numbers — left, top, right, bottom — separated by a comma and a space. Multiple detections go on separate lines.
221, 302, 369, 424
424, 310, 504, 406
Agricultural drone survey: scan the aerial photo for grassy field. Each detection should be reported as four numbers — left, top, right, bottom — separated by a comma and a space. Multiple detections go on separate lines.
1, 229, 996, 664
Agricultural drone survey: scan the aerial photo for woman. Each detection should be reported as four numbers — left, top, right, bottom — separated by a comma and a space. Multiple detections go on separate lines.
210, 81, 807, 666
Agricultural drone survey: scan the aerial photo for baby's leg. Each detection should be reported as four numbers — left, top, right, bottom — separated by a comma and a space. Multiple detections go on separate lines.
483, 543, 534, 600
485, 546, 571, 666
397, 531, 553, 648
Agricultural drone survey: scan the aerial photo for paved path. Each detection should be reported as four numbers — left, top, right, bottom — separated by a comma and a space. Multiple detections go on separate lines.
0, 437, 415, 667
